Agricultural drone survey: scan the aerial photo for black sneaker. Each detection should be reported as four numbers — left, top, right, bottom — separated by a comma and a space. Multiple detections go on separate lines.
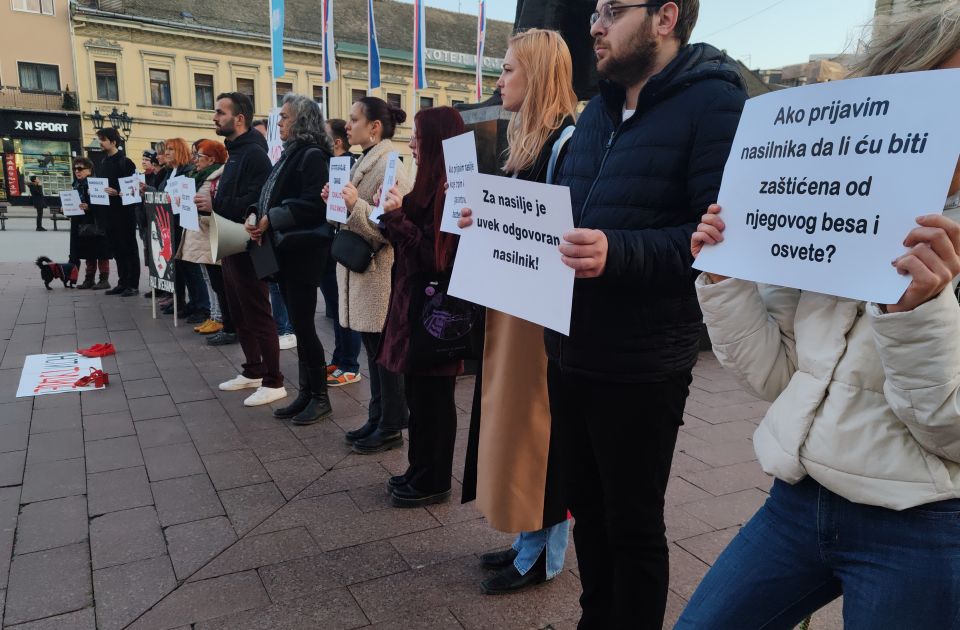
120, 288, 138, 297
206, 331, 238, 346
104, 286, 125, 295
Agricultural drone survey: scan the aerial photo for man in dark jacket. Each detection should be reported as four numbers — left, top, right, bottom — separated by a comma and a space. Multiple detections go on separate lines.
199, 91, 286, 407
28, 176, 46, 231
96, 127, 138, 296
549, 2, 746, 628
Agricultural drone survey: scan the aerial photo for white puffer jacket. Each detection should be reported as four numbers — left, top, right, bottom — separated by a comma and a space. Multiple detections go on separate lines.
696, 275, 960, 510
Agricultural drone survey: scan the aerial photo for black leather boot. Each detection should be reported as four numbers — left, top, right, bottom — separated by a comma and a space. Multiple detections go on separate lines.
77, 273, 95, 290
352, 428, 403, 454
291, 367, 333, 425
480, 550, 547, 595
345, 419, 378, 444
274, 359, 311, 419
480, 547, 519, 570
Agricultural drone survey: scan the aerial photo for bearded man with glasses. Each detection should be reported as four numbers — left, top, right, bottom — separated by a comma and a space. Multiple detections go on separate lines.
545, 2, 747, 627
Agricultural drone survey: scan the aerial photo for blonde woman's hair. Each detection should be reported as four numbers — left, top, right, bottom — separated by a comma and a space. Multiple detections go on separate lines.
854, 2, 960, 76
502, 29, 578, 175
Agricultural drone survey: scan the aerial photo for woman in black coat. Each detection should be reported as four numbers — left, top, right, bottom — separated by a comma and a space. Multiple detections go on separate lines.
247, 93, 334, 425
70, 157, 113, 289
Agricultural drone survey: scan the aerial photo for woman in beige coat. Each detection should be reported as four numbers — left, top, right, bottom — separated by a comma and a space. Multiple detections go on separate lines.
323, 97, 412, 454
679, 8, 960, 627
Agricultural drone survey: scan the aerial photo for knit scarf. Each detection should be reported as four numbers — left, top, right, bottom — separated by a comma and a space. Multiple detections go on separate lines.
191, 163, 220, 186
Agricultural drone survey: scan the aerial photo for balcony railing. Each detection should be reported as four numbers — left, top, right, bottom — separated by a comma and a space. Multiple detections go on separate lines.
0, 87, 79, 112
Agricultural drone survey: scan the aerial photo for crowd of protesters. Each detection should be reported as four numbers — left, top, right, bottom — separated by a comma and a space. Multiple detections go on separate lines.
57, 0, 960, 626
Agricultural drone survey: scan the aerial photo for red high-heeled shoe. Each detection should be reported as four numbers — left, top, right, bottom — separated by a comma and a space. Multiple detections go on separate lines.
74, 368, 109, 388
77, 343, 116, 358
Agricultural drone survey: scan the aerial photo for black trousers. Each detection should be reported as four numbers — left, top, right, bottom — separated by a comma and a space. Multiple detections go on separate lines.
221, 252, 282, 388
361, 332, 408, 432
34, 203, 44, 229
205, 264, 234, 334
404, 374, 457, 494
109, 215, 140, 290
548, 361, 689, 630
277, 278, 326, 395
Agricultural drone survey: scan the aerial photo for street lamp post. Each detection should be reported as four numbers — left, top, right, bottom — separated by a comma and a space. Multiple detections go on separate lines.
90, 109, 105, 130
88, 107, 134, 140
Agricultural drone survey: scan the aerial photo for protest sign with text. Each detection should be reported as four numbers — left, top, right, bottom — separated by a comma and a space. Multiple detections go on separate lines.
326, 156, 351, 223
369, 151, 400, 223
694, 69, 960, 304
119, 175, 142, 206
59, 190, 83, 216
440, 131, 478, 234
17, 353, 104, 398
87, 178, 109, 205
449, 173, 574, 334
176, 177, 199, 231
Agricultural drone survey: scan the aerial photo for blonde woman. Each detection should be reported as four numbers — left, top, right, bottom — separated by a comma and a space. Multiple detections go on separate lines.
459, 28, 578, 595
321, 97, 413, 453
679, 6, 960, 627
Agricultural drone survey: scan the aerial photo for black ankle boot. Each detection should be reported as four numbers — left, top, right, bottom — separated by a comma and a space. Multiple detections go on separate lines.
480, 550, 547, 595
291, 394, 332, 425
345, 420, 378, 444
77, 274, 95, 290
274, 360, 311, 419
352, 428, 403, 454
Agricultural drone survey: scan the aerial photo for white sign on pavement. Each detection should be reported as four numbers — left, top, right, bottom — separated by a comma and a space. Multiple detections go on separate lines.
440, 131, 478, 234
449, 173, 575, 334
694, 69, 960, 304
17, 353, 104, 398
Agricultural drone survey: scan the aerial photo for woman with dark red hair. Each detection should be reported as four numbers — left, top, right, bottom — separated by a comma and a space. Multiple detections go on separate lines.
376, 106, 465, 508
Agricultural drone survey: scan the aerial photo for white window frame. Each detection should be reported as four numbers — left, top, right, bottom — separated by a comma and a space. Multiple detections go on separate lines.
11, 0, 55, 16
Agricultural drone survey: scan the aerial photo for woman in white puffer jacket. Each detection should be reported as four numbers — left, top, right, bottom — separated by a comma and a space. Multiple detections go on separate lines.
677, 6, 960, 629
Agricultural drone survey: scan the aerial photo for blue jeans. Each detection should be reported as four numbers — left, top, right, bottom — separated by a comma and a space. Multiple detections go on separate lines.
268, 281, 293, 336
676, 477, 960, 629
512, 519, 570, 580
182, 261, 210, 312
320, 261, 361, 373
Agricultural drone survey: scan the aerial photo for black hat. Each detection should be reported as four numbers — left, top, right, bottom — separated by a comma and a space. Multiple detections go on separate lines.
142, 149, 160, 165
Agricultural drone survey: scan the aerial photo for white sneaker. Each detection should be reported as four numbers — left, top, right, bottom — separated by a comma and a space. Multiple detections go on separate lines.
278, 334, 297, 350
219, 374, 263, 391
243, 386, 288, 407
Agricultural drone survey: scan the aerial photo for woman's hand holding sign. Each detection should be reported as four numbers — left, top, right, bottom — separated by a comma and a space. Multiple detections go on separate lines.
887, 214, 960, 313
692, 204, 730, 283
560, 229, 608, 279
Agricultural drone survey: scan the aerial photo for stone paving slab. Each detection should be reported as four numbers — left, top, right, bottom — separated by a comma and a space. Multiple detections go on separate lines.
0, 261, 846, 629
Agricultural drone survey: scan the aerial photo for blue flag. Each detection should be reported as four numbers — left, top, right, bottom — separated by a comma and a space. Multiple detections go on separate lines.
270, 0, 285, 79
368, 0, 381, 91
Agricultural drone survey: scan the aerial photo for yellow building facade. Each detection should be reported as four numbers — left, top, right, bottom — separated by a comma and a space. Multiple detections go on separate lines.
70, 0, 509, 160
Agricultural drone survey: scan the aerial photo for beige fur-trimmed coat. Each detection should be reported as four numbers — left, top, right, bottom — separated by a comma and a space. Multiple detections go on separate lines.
335, 140, 413, 333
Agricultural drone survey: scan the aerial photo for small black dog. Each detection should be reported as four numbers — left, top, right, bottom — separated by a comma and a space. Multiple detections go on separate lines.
36, 256, 78, 289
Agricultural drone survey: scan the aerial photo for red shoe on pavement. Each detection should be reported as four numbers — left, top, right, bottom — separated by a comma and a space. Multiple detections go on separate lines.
74, 367, 109, 388
78, 343, 116, 358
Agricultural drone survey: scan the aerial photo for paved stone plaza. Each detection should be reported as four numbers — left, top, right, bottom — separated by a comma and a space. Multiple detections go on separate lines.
0, 252, 843, 629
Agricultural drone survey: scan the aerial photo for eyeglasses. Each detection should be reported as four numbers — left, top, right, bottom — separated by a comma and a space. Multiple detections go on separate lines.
590, 2, 665, 28
196, 154, 208, 160
73, 167, 87, 172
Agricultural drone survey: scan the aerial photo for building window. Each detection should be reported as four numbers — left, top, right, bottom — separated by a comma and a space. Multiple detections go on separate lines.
351, 89, 366, 103
236, 78, 255, 108
451, 99, 464, 107
419, 96, 434, 110
94, 62, 119, 101
18, 62, 59, 92
275, 81, 292, 107
387, 93, 402, 109
12, 0, 54, 15
194, 73, 214, 110
312, 85, 324, 104
149, 68, 171, 106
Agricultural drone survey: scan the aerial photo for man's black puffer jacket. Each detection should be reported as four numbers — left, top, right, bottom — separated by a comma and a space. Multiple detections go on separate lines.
547, 43, 747, 382
214, 129, 272, 224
